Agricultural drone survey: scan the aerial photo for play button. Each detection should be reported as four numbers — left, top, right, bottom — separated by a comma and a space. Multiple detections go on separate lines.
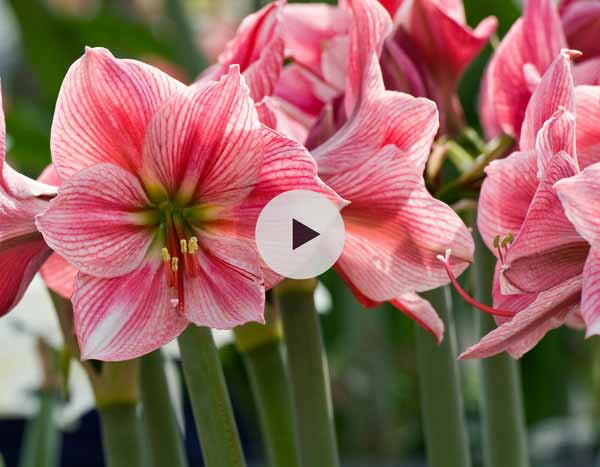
292, 219, 320, 250
255, 190, 346, 279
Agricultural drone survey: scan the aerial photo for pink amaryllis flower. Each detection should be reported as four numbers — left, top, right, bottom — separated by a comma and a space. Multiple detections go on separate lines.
36, 47, 341, 361
202, 0, 475, 341
560, 0, 600, 62
380, 0, 497, 134
0, 89, 57, 317
480, 0, 600, 140
449, 50, 590, 358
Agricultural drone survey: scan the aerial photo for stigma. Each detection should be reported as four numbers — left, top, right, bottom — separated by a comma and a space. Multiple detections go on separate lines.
161, 235, 201, 314
437, 249, 517, 318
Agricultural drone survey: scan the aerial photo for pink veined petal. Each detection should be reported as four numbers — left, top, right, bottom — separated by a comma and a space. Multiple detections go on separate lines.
185, 231, 265, 329
491, 262, 538, 326
406, 0, 497, 89
37, 164, 61, 187
582, 249, 600, 336
573, 57, 600, 85
520, 50, 576, 151
51, 47, 185, 180
281, 3, 349, 75
73, 259, 188, 361
0, 237, 52, 317
574, 85, 600, 169
477, 151, 538, 252
314, 54, 439, 175
331, 145, 474, 302
479, 66, 502, 140
555, 162, 600, 249
345, 0, 393, 114
36, 163, 154, 279
201, 2, 285, 101
378, 0, 405, 18
41, 253, 78, 299
233, 126, 347, 288
503, 152, 586, 294
142, 66, 263, 206
534, 107, 577, 179
480, 0, 566, 139
459, 274, 581, 359
321, 35, 350, 93
562, 0, 600, 60
391, 293, 444, 343
257, 96, 314, 144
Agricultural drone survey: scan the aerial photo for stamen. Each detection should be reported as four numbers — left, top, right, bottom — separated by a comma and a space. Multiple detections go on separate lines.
180, 239, 188, 254
188, 237, 198, 254
171, 257, 179, 272
161, 247, 171, 263
437, 249, 517, 318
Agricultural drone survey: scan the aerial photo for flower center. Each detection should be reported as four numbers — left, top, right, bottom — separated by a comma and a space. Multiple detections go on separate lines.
156, 205, 203, 315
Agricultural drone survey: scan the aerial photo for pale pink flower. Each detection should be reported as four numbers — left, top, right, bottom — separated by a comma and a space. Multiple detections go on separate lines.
36, 48, 340, 361
458, 51, 589, 358
380, 0, 497, 134
0, 89, 57, 317
480, 0, 600, 140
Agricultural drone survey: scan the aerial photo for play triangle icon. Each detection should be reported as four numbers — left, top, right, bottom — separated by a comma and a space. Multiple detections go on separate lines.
292, 218, 320, 250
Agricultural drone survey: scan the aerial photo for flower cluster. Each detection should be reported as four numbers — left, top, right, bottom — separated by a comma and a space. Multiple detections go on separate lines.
1, 0, 598, 363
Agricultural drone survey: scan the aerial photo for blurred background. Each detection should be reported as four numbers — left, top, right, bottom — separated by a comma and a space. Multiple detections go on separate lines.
0, 0, 597, 466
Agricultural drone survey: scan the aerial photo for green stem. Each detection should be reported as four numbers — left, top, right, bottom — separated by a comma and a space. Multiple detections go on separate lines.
415, 287, 472, 467
446, 140, 475, 173
235, 323, 301, 467
436, 134, 514, 202
99, 404, 144, 467
18, 391, 61, 467
276, 280, 340, 467
178, 325, 246, 467
140, 350, 188, 467
473, 227, 530, 467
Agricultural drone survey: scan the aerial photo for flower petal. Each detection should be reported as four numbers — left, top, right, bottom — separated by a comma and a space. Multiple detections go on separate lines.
562, 0, 600, 60
345, 0, 393, 113
574, 85, 600, 169
185, 231, 265, 329
480, 0, 566, 139
142, 66, 263, 205
314, 54, 439, 174
201, 2, 285, 101
51, 47, 185, 180
534, 107, 577, 179
582, 249, 600, 336
520, 50, 576, 151
555, 161, 600, 249
503, 152, 585, 293
73, 260, 188, 361
0, 238, 51, 317
331, 145, 473, 302
477, 151, 538, 252
41, 253, 77, 299
391, 293, 444, 343
459, 275, 581, 359
36, 163, 154, 279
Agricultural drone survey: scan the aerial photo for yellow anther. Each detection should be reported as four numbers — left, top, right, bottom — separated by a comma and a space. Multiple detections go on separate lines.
171, 257, 179, 272
188, 237, 198, 254
161, 248, 171, 262
180, 239, 188, 255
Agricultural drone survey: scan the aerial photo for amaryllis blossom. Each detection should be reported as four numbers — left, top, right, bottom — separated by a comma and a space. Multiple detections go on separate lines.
458, 50, 589, 359
0, 88, 57, 317
203, 0, 474, 341
560, 0, 600, 62
380, 0, 497, 134
36, 47, 342, 361
480, 0, 600, 140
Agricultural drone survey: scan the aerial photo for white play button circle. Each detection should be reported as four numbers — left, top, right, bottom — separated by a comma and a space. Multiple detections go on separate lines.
255, 189, 346, 280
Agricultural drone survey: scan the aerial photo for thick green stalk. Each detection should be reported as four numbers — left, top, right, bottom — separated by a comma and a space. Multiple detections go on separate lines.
235, 312, 301, 467
276, 279, 340, 467
140, 350, 188, 467
0, 452, 5, 467
178, 325, 246, 467
99, 404, 144, 467
18, 391, 61, 467
473, 229, 530, 467
415, 287, 472, 467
